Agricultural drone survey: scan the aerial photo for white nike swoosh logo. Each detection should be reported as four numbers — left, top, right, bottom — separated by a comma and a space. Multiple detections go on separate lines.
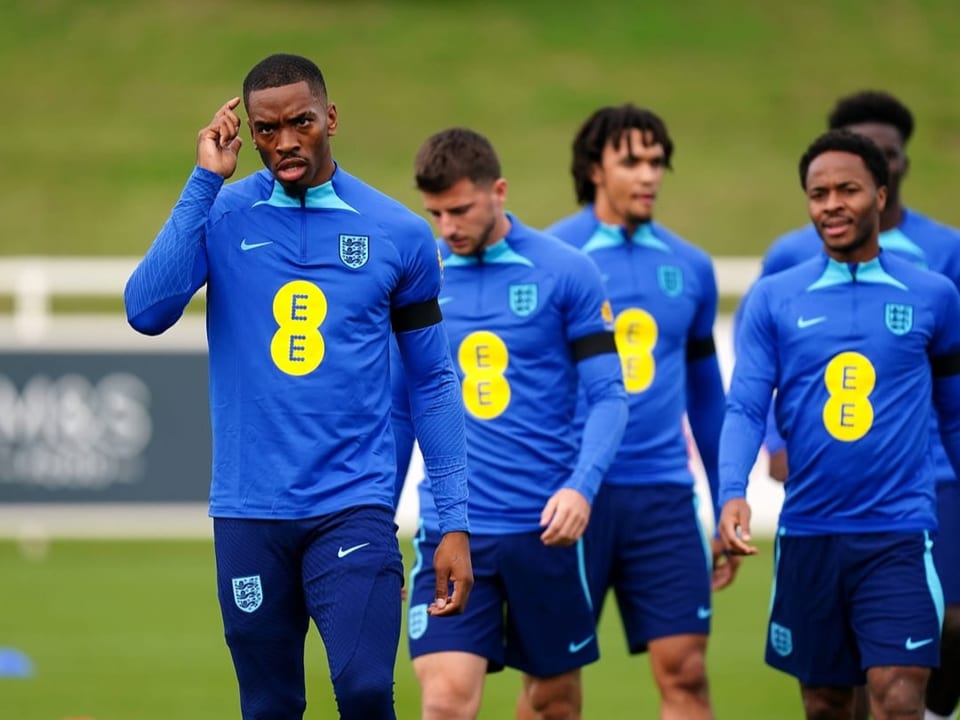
337, 542, 371, 558
568, 635, 594, 653
697, 606, 712, 619
438, 296, 454, 305
797, 316, 827, 329
240, 239, 273, 251
905, 637, 934, 650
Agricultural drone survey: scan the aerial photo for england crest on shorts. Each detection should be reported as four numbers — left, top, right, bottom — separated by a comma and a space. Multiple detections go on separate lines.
657, 264, 683, 298
884, 303, 913, 335
408, 603, 429, 640
509, 283, 538, 317
770, 622, 793, 657
339, 234, 369, 269
232, 575, 263, 613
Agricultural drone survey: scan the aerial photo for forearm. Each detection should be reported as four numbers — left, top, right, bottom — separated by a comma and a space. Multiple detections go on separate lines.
124, 167, 220, 334
390, 347, 416, 508
396, 324, 469, 534
934, 373, 960, 479
686, 354, 725, 519
718, 405, 766, 507
565, 353, 628, 503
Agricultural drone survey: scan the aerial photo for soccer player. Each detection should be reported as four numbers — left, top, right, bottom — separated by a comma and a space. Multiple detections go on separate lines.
519, 104, 733, 720
124, 54, 473, 720
394, 127, 628, 720
720, 129, 960, 720
756, 91, 960, 720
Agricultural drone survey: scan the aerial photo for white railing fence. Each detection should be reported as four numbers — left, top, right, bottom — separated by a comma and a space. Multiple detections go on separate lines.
0, 255, 761, 344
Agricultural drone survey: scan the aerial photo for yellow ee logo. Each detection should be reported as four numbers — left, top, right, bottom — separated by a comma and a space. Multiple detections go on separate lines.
614, 308, 658, 393
270, 280, 328, 376
822, 351, 876, 441
458, 331, 511, 419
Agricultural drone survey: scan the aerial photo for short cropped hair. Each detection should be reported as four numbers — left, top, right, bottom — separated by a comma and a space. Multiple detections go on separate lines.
571, 104, 674, 205
242, 54, 327, 106
799, 129, 889, 191
414, 128, 501, 193
827, 90, 914, 143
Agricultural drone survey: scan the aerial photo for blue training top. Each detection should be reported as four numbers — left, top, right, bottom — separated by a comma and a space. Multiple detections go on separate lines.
547, 207, 726, 519
721, 251, 960, 535
759, 209, 960, 484
125, 165, 468, 532
396, 214, 628, 535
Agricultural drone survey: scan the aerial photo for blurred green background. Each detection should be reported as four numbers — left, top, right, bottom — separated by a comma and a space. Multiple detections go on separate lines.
3, 1, 959, 717
3, 0, 959, 258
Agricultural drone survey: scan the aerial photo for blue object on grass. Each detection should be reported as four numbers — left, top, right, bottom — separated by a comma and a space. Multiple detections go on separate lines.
0, 647, 34, 678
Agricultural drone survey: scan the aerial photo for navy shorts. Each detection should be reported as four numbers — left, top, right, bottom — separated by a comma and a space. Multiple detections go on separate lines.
214, 505, 404, 720
585, 483, 712, 653
933, 482, 960, 605
766, 530, 943, 686
406, 523, 598, 677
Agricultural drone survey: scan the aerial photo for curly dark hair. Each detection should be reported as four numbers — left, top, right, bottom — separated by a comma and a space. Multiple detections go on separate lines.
571, 104, 673, 205
827, 90, 913, 143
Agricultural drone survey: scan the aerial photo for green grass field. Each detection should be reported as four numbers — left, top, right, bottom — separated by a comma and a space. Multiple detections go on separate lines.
3, 0, 960, 260
0, 538, 795, 719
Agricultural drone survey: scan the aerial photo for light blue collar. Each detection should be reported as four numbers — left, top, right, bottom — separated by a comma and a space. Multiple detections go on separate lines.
252, 172, 359, 212
879, 227, 927, 268
444, 237, 534, 267
807, 254, 907, 291
581, 220, 669, 254
443, 214, 534, 266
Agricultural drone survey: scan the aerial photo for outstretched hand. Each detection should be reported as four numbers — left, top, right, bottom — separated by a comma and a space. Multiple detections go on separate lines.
197, 97, 243, 178
428, 531, 473, 617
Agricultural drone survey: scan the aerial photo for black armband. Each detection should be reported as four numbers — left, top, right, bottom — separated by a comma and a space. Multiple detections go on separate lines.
391, 298, 442, 333
932, 350, 960, 377
686, 336, 717, 361
571, 331, 617, 362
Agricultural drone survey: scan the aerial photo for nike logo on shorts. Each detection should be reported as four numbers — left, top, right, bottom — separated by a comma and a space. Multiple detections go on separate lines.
905, 637, 934, 651
337, 542, 371, 558
568, 635, 594, 653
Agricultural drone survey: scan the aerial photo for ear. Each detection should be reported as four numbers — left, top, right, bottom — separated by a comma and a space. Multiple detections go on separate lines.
876, 185, 888, 214
588, 162, 604, 188
326, 103, 338, 136
492, 177, 508, 203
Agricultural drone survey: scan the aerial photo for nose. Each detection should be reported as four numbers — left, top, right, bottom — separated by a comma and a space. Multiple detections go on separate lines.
276, 125, 300, 154
437, 213, 458, 239
824, 190, 844, 211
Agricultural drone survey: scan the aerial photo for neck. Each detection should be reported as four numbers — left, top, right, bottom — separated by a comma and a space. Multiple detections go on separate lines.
825, 238, 880, 265
592, 198, 644, 236
483, 212, 512, 249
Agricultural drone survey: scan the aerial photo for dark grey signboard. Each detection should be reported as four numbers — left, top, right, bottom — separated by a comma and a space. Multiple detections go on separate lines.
0, 353, 211, 502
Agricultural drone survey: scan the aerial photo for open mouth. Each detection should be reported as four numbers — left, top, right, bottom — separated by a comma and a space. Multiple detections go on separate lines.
276, 160, 308, 184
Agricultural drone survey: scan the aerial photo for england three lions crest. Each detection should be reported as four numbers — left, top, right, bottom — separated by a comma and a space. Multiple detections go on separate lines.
657, 265, 683, 298
884, 303, 913, 335
509, 283, 538, 317
339, 234, 369, 269
232, 575, 263, 613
